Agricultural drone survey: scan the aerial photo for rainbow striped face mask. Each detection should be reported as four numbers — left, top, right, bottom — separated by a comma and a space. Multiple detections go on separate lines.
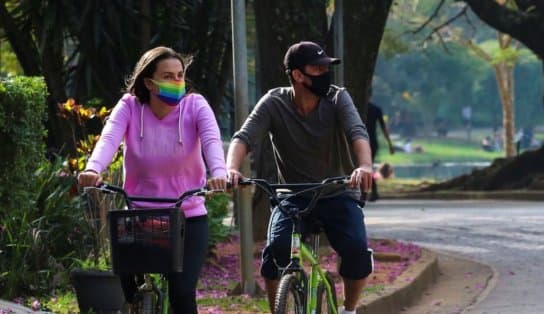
151, 79, 186, 106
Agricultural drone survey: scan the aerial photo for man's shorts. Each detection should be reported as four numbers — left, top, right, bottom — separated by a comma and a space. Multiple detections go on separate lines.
261, 195, 373, 280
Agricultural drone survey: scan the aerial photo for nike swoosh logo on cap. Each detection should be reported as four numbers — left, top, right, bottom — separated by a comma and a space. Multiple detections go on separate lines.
317, 50, 324, 55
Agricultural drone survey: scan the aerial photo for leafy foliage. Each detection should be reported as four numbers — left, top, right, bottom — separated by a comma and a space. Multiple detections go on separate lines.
0, 76, 47, 217
205, 193, 232, 249
0, 158, 90, 298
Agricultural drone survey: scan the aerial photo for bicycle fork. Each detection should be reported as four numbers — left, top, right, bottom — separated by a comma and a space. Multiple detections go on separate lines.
301, 234, 338, 314
138, 274, 168, 314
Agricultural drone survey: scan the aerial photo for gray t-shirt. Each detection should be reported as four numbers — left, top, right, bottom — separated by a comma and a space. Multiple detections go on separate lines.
233, 86, 369, 199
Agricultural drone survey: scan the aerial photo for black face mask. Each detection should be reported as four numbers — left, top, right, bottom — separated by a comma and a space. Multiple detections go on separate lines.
301, 70, 331, 97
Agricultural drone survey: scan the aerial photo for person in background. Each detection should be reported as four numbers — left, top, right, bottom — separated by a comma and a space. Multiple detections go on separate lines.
227, 41, 374, 314
364, 87, 394, 201
374, 162, 395, 180
77, 46, 227, 314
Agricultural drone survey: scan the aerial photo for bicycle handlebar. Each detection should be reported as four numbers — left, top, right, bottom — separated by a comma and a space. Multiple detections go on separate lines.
84, 183, 222, 209
238, 176, 352, 216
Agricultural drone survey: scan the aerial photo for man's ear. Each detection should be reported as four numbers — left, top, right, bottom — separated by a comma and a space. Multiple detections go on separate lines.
291, 69, 305, 83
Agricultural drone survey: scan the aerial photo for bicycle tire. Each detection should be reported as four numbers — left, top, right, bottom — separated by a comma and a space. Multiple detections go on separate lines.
316, 272, 337, 314
275, 273, 305, 314
141, 291, 156, 314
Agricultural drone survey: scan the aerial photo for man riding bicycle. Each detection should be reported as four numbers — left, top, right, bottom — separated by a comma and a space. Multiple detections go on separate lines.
227, 41, 374, 314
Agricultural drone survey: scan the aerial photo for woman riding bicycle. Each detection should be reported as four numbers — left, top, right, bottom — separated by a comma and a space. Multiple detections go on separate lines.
78, 46, 227, 314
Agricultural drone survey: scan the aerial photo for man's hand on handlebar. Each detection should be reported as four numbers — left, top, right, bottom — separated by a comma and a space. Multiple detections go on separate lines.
227, 169, 245, 188
349, 166, 373, 192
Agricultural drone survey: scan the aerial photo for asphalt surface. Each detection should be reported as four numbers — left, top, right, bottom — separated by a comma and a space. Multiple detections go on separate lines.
365, 199, 544, 314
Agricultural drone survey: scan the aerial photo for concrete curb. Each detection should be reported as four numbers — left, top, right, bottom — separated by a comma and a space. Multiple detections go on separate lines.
357, 248, 439, 314
459, 253, 500, 314
382, 190, 544, 201
0, 299, 48, 314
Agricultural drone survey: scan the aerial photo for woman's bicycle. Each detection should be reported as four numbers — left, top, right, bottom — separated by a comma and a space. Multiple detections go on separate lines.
83, 183, 221, 314
240, 176, 355, 314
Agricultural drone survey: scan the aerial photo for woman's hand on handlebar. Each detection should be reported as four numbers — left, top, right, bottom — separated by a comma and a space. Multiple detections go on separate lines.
208, 175, 228, 191
77, 170, 103, 187
349, 166, 373, 192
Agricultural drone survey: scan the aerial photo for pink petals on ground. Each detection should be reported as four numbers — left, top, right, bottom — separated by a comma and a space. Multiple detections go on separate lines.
198, 235, 422, 312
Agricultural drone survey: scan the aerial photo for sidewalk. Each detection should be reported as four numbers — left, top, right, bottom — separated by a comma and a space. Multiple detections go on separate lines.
383, 190, 544, 201
0, 300, 48, 314
358, 249, 495, 314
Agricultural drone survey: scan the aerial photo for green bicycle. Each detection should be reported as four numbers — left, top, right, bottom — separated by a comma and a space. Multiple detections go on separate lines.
241, 176, 352, 314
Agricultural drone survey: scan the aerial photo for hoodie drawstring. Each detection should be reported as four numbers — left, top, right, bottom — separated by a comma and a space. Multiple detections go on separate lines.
178, 104, 183, 144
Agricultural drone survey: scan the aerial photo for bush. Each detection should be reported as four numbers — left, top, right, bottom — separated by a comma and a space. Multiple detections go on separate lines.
0, 158, 90, 298
0, 76, 47, 215
205, 193, 231, 249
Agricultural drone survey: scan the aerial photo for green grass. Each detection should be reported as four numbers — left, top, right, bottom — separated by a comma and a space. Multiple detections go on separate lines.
363, 284, 385, 294
377, 178, 431, 194
199, 295, 269, 312
376, 138, 503, 165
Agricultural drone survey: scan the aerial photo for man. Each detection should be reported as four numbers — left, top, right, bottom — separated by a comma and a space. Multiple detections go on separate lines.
364, 88, 394, 201
227, 41, 374, 314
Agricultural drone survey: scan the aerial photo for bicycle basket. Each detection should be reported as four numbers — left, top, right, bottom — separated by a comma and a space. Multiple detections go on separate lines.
108, 207, 185, 274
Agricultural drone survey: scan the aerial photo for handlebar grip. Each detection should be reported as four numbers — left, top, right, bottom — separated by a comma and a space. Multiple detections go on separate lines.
238, 178, 254, 186
99, 183, 125, 194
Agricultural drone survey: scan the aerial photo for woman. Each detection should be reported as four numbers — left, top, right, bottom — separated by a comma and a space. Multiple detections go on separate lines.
78, 46, 227, 313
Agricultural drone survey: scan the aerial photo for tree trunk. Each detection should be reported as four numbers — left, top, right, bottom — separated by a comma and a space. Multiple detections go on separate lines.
493, 32, 516, 157
0, 2, 41, 75
343, 1, 393, 118
495, 62, 516, 157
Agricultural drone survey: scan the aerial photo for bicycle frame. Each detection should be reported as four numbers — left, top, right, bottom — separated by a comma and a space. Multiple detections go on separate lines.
290, 230, 338, 314
240, 176, 350, 314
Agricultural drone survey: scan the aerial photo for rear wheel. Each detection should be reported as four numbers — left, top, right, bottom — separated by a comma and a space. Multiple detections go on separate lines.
141, 291, 156, 314
316, 272, 337, 313
274, 273, 305, 314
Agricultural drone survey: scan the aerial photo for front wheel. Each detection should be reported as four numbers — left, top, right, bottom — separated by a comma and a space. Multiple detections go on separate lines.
141, 291, 156, 314
316, 272, 337, 314
275, 273, 305, 314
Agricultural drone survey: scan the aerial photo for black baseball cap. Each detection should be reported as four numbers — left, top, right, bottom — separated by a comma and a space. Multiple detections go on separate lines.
284, 41, 341, 70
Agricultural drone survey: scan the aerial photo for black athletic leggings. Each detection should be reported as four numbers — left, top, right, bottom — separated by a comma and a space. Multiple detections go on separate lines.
121, 215, 208, 314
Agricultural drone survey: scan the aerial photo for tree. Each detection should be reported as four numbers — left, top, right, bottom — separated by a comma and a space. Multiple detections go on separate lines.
426, 0, 544, 191
343, 1, 394, 114
468, 33, 519, 157
0, 0, 232, 157
461, 0, 544, 106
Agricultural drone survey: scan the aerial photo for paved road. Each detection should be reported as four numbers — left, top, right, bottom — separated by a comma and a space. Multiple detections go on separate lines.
365, 199, 544, 314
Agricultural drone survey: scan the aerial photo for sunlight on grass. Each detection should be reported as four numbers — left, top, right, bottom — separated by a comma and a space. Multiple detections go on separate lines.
363, 284, 385, 295
377, 178, 432, 194
376, 139, 503, 165
199, 295, 269, 312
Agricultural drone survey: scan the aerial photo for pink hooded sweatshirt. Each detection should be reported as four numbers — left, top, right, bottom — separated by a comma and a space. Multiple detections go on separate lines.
85, 93, 227, 217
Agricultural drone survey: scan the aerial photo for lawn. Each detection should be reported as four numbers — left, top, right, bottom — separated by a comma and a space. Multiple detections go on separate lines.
375, 137, 503, 165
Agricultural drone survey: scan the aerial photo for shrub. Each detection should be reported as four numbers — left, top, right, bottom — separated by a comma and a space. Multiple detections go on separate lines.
205, 193, 232, 249
0, 158, 90, 298
0, 76, 47, 215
